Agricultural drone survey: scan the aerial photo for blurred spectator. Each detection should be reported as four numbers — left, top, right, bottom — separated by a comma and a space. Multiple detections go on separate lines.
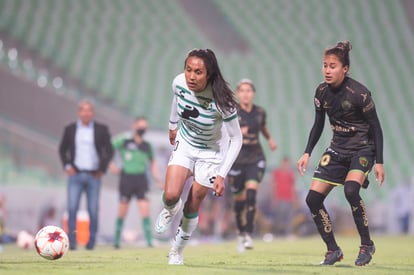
391, 178, 412, 234
271, 156, 297, 236
59, 99, 113, 250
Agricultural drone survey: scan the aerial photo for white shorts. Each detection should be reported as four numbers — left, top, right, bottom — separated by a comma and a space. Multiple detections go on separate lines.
168, 138, 223, 188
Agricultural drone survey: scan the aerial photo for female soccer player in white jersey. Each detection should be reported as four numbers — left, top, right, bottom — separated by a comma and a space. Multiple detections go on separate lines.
154, 48, 242, 265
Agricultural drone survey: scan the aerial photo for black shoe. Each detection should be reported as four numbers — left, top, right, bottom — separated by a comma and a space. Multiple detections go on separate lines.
320, 248, 343, 265
362, 178, 370, 189
86, 239, 95, 250
355, 244, 375, 266
114, 243, 120, 249
69, 242, 77, 250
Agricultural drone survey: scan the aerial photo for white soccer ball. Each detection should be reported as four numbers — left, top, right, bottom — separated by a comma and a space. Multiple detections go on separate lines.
16, 230, 34, 249
34, 225, 69, 260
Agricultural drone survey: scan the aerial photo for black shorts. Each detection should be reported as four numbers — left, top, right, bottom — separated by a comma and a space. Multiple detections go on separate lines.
228, 160, 266, 195
312, 148, 374, 186
119, 173, 149, 202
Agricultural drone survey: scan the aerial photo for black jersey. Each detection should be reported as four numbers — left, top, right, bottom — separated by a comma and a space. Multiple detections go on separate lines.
233, 104, 266, 164
305, 77, 384, 163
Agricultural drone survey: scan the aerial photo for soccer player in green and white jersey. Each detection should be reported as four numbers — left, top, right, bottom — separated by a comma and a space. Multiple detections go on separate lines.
154, 48, 242, 265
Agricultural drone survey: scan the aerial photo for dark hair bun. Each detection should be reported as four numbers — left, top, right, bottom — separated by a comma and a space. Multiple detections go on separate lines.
336, 41, 352, 52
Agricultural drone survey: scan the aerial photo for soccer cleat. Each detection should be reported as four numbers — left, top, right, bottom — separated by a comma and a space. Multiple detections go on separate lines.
154, 199, 182, 234
320, 248, 344, 265
237, 233, 246, 252
168, 248, 184, 265
244, 234, 254, 250
355, 244, 375, 266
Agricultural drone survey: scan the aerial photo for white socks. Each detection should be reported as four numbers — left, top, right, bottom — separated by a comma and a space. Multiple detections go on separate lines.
172, 215, 199, 252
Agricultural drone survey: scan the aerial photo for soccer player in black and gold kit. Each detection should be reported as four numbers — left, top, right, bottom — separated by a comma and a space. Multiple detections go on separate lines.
297, 41, 384, 266
228, 79, 277, 252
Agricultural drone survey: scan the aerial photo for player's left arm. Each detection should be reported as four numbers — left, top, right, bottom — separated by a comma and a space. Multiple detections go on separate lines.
214, 115, 242, 196
260, 110, 277, 151
99, 124, 114, 175
261, 124, 277, 151
361, 94, 384, 185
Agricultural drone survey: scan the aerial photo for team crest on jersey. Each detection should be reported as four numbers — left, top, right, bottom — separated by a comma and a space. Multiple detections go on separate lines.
200, 98, 213, 110
314, 98, 321, 108
359, 157, 368, 167
342, 100, 352, 111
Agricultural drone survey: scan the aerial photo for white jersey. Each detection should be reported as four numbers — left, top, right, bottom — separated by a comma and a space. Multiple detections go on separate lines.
169, 73, 238, 152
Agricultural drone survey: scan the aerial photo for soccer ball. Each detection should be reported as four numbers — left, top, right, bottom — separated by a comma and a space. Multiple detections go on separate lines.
34, 225, 69, 260
16, 230, 34, 249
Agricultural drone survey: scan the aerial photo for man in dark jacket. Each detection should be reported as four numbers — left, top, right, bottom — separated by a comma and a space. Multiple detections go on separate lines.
59, 99, 113, 250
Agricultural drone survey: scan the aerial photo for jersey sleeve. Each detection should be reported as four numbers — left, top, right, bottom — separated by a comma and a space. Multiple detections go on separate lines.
169, 78, 180, 130
304, 87, 326, 155
359, 92, 384, 164
112, 133, 127, 150
218, 114, 242, 178
221, 107, 238, 122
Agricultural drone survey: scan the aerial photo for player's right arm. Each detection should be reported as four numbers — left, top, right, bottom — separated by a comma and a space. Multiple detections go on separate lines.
109, 134, 127, 175
59, 125, 77, 176
297, 92, 326, 176
168, 78, 180, 145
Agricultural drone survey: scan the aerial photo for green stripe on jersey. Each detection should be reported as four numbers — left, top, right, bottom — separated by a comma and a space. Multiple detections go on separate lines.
176, 85, 192, 95
180, 130, 210, 149
223, 113, 238, 122
180, 121, 214, 141
176, 93, 215, 112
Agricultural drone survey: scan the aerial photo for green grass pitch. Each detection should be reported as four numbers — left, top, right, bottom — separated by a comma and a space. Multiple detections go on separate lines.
1, 235, 413, 274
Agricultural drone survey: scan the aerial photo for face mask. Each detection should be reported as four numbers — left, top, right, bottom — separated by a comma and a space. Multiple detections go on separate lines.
136, 128, 146, 136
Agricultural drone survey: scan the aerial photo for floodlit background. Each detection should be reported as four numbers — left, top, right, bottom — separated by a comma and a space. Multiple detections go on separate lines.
0, 0, 413, 245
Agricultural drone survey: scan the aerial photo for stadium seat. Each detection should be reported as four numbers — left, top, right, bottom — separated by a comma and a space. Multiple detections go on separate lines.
0, 0, 413, 194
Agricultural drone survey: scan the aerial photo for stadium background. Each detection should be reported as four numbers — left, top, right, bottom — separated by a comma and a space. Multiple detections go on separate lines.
0, 0, 413, 242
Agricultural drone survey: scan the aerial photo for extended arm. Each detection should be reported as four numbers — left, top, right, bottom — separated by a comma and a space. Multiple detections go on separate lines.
363, 106, 384, 185
261, 124, 277, 151
168, 94, 179, 145
304, 109, 325, 155
297, 109, 325, 176
218, 118, 243, 178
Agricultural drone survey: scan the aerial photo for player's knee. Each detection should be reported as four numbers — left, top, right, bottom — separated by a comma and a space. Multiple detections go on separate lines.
163, 192, 180, 206
245, 189, 256, 207
344, 181, 361, 202
306, 190, 326, 211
